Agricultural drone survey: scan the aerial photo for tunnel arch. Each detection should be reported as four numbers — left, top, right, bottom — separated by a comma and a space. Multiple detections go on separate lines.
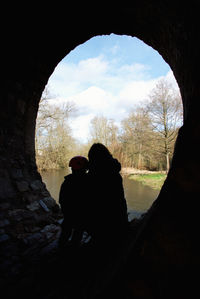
37, 34, 179, 216
26, 28, 183, 170
1, 3, 200, 297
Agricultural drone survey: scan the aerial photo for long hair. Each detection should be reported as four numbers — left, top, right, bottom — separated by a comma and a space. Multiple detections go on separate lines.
88, 143, 112, 162
88, 143, 114, 173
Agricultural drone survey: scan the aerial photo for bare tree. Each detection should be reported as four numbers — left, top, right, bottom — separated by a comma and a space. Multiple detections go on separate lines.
146, 78, 183, 172
35, 86, 77, 170
120, 106, 153, 169
89, 115, 119, 148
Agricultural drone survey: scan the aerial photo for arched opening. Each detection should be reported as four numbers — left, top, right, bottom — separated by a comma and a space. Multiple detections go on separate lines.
36, 34, 183, 222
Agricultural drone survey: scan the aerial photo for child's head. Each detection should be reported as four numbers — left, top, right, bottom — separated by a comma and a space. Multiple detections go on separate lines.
69, 156, 89, 173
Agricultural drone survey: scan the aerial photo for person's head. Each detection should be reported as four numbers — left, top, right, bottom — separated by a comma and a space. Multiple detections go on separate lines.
88, 143, 112, 166
69, 156, 89, 174
88, 143, 121, 173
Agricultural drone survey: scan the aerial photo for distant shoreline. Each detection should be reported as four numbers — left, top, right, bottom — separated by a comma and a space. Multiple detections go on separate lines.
121, 167, 166, 175
122, 168, 167, 190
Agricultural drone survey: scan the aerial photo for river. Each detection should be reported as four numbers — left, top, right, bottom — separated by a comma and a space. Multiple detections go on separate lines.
41, 169, 159, 221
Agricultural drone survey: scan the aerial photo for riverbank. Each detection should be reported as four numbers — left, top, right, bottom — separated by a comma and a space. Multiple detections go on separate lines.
122, 168, 167, 190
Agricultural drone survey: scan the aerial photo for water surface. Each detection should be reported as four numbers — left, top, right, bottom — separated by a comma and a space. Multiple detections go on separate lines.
41, 169, 159, 220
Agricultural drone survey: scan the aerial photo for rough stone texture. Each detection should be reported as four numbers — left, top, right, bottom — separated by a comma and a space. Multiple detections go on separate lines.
1, 1, 200, 298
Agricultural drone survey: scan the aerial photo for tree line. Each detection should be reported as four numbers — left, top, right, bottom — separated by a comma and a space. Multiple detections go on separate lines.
35, 78, 183, 172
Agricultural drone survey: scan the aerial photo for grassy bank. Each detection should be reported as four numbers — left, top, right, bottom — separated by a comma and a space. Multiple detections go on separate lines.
128, 173, 167, 190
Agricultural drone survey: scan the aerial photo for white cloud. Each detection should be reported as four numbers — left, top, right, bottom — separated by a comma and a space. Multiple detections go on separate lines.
52, 86, 115, 116
118, 63, 151, 80
49, 56, 108, 97
70, 113, 95, 143
49, 56, 152, 98
165, 70, 179, 90
72, 86, 111, 112
77, 56, 108, 78
47, 54, 178, 143
118, 79, 158, 106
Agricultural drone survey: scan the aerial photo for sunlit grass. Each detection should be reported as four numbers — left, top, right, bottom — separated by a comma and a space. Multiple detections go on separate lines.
128, 173, 167, 190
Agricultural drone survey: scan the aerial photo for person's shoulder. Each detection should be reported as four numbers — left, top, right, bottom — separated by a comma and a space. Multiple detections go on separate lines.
62, 173, 73, 185
112, 158, 121, 172
63, 173, 73, 180
107, 158, 121, 174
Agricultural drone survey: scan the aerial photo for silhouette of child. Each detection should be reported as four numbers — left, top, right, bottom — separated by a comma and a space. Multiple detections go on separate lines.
58, 156, 89, 247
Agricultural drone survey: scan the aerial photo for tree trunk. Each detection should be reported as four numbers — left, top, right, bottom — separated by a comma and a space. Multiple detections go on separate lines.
166, 152, 170, 173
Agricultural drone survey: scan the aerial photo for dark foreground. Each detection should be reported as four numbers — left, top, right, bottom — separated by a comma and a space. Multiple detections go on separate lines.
3, 220, 141, 299
2, 214, 199, 299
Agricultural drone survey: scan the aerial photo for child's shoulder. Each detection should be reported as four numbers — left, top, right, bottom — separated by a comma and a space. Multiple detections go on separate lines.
64, 173, 73, 180
61, 174, 73, 184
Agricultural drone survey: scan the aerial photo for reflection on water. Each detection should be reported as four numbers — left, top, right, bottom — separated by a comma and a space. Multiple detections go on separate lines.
41, 169, 159, 220
123, 176, 159, 220
41, 169, 67, 201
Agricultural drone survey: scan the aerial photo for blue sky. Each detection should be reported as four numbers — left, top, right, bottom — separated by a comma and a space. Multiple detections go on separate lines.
65, 34, 169, 78
47, 34, 177, 142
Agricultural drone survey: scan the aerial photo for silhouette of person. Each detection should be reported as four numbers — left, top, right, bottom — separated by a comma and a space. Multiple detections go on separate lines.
58, 156, 89, 247
87, 143, 128, 246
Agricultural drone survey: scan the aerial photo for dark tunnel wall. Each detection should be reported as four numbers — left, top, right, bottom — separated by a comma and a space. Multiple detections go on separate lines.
1, 1, 200, 297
